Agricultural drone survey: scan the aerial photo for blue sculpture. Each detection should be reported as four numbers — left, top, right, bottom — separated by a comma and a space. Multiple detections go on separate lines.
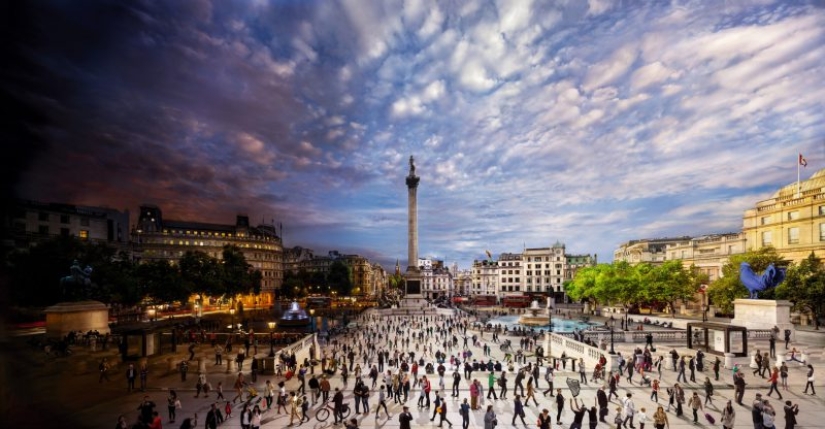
739, 262, 786, 299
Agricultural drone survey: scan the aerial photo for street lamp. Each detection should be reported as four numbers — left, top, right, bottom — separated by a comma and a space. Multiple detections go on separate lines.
608, 315, 616, 355
700, 285, 709, 322
309, 309, 316, 332
229, 308, 236, 331
268, 321, 276, 358
624, 306, 629, 331
147, 307, 156, 324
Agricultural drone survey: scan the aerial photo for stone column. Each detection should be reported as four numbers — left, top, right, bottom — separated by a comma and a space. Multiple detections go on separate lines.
406, 157, 420, 274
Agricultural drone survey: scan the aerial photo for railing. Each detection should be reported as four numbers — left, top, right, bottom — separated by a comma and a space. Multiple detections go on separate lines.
546, 332, 618, 371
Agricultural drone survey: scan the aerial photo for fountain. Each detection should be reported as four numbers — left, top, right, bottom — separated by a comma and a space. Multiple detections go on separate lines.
518, 298, 552, 327
279, 301, 311, 327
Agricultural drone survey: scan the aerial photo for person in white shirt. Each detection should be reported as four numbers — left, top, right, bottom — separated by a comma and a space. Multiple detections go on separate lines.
622, 393, 637, 429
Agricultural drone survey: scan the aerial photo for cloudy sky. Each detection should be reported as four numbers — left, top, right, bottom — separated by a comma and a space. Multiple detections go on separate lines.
4, 0, 825, 270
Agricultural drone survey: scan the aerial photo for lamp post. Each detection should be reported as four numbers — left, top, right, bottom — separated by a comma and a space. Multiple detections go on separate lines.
609, 315, 616, 355
268, 321, 276, 358
229, 308, 236, 331
700, 284, 708, 322
624, 306, 629, 331
147, 307, 156, 324
310, 309, 316, 333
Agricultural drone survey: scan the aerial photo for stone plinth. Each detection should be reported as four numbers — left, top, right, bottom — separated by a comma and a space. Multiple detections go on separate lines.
45, 300, 110, 338
518, 315, 551, 327
731, 299, 793, 334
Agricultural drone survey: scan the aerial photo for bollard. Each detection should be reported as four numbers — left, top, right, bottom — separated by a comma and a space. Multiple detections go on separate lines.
226, 357, 235, 374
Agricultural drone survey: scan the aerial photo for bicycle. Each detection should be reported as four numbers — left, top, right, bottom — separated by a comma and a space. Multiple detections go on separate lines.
315, 401, 351, 422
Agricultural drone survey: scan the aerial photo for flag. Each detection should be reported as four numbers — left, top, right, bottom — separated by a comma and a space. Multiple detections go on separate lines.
799, 153, 807, 167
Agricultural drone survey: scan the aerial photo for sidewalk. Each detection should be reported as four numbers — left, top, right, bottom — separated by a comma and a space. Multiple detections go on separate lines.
6, 308, 825, 429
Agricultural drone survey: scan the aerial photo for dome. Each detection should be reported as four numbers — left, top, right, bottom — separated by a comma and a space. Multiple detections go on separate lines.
772, 168, 825, 198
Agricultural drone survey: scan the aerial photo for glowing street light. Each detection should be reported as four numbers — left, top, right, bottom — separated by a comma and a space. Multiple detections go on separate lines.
268, 321, 276, 358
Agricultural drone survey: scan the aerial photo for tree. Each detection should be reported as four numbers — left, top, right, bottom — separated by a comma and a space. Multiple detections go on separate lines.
220, 245, 255, 300
776, 252, 825, 329
707, 246, 785, 315
642, 260, 700, 317
7, 235, 136, 306
136, 259, 188, 304
327, 260, 352, 296
179, 251, 221, 302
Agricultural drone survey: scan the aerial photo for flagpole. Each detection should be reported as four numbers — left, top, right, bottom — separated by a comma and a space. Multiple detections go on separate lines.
797, 154, 801, 198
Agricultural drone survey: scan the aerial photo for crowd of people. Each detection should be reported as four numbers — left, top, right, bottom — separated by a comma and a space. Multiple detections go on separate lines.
112, 309, 815, 429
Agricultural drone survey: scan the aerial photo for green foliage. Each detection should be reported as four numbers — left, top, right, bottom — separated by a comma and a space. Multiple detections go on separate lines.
776, 252, 825, 328
707, 246, 786, 314
566, 259, 699, 315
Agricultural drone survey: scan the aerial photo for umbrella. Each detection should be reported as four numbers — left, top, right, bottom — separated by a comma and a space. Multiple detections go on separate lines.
566, 378, 581, 397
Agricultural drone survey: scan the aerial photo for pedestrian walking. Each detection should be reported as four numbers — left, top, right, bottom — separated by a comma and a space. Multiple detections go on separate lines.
511, 395, 528, 426
803, 364, 816, 395
688, 391, 703, 424
767, 367, 782, 399
126, 363, 136, 392
555, 388, 565, 425
652, 405, 669, 429
721, 400, 735, 429
703, 377, 714, 406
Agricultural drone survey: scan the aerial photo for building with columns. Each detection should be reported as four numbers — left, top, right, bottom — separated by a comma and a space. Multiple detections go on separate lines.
743, 168, 825, 264
665, 233, 747, 281
613, 237, 690, 264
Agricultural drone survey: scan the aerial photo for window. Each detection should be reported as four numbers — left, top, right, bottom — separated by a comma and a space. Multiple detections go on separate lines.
38, 212, 49, 221
80, 218, 90, 226
788, 227, 799, 244
79, 230, 89, 240
788, 211, 799, 221
820, 206, 825, 216
761, 216, 771, 225
820, 224, 825, 241
60, 214, 70, 224
762, 231, 772, 246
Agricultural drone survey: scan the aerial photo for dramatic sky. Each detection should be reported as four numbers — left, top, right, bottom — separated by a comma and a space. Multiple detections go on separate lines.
4, 0, 825, 270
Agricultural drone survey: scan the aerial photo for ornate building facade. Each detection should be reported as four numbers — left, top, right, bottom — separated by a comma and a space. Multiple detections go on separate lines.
132, 205, 283, 303
743, 168, 825, 263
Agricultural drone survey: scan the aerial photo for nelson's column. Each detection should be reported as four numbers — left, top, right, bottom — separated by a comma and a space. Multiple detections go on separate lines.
405, 155, 422, 298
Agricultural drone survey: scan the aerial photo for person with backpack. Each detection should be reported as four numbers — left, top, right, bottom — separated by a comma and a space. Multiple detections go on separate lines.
498, 371, 508, 400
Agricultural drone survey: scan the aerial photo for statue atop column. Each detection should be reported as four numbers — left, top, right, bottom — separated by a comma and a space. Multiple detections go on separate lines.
406, 155, 419, 188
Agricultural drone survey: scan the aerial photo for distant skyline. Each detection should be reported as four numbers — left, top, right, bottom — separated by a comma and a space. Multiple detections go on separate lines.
4, 0, 824, 270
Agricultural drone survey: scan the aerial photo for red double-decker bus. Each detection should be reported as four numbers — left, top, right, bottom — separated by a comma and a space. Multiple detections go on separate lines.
471, 295, 498, 306
502, 295, 531, 308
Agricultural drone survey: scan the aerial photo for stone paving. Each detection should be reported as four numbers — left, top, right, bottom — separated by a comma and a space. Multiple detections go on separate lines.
5, 308, 825, 428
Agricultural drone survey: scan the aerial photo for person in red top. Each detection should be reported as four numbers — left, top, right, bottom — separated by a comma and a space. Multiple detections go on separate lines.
767, 367, 783, 399
148, 411, 163, 429
422, 375, 432, 408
